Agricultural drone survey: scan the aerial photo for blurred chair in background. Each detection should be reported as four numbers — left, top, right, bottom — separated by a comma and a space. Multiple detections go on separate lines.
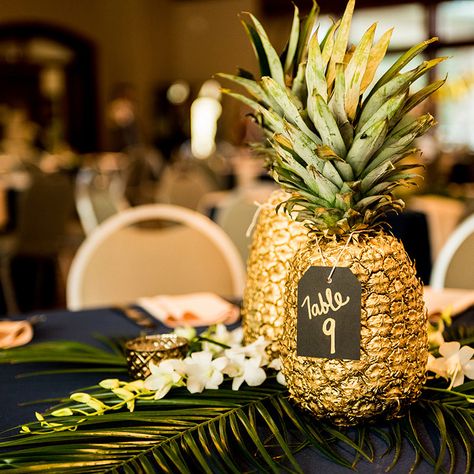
66, 203, 246, 310
214, 194, 257, 265
407, 194, 466, 259
156, 160, 219, 211
123, 145, 164, 206
430, 213, 474, 290
0, 170, 74, 313
212, 183, 276, 264
75, 155, 129, 236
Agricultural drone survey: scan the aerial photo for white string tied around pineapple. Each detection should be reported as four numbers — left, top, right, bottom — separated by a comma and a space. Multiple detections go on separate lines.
315, 232, 354, 284
246, 201, 275, 238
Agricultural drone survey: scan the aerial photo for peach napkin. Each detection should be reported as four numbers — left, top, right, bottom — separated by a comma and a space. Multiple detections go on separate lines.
137, 292, 240, 327
0, 320, 33, 349
423, 286, 474, 318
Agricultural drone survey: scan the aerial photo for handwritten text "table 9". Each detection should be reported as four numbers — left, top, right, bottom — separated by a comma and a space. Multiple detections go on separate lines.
297, 267, 361, 360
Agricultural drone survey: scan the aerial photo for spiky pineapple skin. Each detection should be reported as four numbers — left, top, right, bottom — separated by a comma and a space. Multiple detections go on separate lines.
242, 190, 308, 358
281, 231, 427, 426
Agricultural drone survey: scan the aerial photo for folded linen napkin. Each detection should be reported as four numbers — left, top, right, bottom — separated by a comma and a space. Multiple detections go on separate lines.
423, 286, 474, 318
137, 292, 240, 327
0, 320, 33, 349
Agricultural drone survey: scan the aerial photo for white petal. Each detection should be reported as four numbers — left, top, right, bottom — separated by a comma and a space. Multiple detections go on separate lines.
462, 360, 474, 379
268, 358, 282, 370
224, 347, 243, 358
190, 351, 212, 364
230, 327, 244, 343
187, 377, 205, 394
223, 360, 244, 378
452, 371, 465, 388
276, 371, 286, 386
458, 346, 474, 365
170, 371, 183, 384
148, 362, 160, 374
439, 341, 461, 358
205, 370, 224, 389
184, 360, 209, 379
232, 376, 245, 391
225, 346, 245, 358
161, 359, 185, 372
212, 356, 229, 372
154, 383, 173, 399
144, 374, 169, 391
244, 366, 267, 387
427, 356, 448, 377
214, 324, 228, 337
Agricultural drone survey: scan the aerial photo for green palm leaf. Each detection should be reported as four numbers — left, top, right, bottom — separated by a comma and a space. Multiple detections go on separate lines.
1, 339, 473, 473
0, 340, 126, 370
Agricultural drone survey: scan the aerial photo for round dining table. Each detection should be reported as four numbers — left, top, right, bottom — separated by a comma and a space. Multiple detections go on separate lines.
1, 305, 473, 473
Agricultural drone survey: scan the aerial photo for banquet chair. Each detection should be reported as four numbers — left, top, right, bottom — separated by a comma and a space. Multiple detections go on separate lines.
123, 145, 164, 206
213, 184, 276, 264
430, 213, 474, 290
215, 195, 257, 265
75, 167, 129, 235
66, 204, 246, 310
156, 163, 219, 211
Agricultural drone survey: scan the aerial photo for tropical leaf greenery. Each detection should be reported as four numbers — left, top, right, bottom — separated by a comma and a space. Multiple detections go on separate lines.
0, 336, 473, 473
0, 338, 127, 377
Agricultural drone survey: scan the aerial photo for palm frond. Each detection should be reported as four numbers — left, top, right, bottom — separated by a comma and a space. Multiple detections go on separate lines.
1, 339, 473, 473
0, 339, 127, 372
0, 379, 358, 473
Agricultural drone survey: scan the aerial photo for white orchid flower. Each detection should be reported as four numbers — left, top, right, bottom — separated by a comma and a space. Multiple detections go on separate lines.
225, 336, 270, 366
184, 351, 227, 393
144, 359, 185, 399
223, 353, 267, 390
202, 324, 243, 355
427, 341, 474, 389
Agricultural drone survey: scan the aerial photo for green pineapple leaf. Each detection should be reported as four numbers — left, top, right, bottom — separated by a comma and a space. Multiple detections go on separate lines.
283, 4, 301, 75
246, 12, 285, 86
344, 22, 376, 121
326, 0, 355, 88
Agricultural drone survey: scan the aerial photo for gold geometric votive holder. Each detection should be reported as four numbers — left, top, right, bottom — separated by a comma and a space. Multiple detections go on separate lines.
124, 334, 189, 380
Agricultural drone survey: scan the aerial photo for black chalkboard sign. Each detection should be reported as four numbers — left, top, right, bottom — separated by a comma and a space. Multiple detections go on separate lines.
297, 266, 361, 360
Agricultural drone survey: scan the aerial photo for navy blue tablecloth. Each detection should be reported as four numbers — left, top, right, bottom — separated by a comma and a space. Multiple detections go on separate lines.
0, 307, 152, 433
1, 306, 473, 473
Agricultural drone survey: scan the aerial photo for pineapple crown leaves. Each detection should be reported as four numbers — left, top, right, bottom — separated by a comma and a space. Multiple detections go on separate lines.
218, 0, 447, 234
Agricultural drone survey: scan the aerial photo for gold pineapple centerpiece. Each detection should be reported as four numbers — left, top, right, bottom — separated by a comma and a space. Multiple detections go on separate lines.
222, 0, 446, 425
242, 188, 307, 357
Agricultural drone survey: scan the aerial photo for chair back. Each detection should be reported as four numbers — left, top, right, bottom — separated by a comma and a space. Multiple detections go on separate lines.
156, 163, 219, 210
123, 145, 164, 206
214, 184, 276, 264
75, 168, 128, 235
67, 204, 246, 309
430, 213, 474, 289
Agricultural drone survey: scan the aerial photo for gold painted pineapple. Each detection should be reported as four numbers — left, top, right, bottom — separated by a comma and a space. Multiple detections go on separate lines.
242, 189, 307, 357
222, 0, 446, 424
